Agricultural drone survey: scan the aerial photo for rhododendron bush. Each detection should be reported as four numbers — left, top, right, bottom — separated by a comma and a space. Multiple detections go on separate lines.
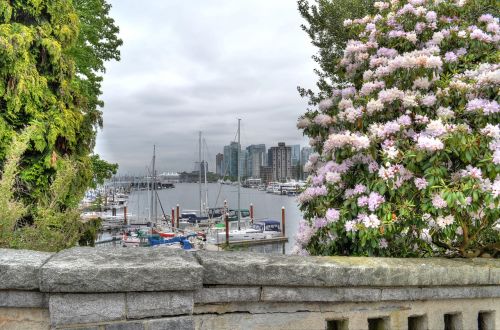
295, 0, 499, 257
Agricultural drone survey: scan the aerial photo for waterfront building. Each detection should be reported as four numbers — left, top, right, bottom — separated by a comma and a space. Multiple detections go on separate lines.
246, 144, 266, 178
216, 153, 223, 176
259, 165, 273, 184
158, 172, 180, 183
223, 142, 239, 178
269, 142, 292, 182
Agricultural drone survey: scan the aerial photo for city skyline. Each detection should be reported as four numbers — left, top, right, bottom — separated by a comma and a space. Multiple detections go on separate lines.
93, 0, 316, 174
126, 139, 311, 176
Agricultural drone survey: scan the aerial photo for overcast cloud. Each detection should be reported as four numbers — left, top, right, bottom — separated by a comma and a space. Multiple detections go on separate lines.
94, 0, 317, 174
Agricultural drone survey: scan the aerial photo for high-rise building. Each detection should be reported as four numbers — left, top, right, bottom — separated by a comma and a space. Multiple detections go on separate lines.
216, 153, 224, 176
269, 142, 292, 182
291, 144, 300, 166
239, 149, 248, 178
246, 144, 266, 178
223, 142, 239, 178
259, 165, 273, 184
300, 147, 313, 179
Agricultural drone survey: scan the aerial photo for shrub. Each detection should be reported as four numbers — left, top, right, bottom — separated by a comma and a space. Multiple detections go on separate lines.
295, 0, 499, 257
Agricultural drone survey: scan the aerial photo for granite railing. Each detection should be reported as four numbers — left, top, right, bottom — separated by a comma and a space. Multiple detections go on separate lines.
0, 247, 498, 330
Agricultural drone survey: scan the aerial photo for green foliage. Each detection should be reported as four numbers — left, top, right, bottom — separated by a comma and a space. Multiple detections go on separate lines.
0, 131, 87, 251
297, 0, 375, 103
90, 154, 118, 188
0, 0, 121, 251
78, 217, 102, 247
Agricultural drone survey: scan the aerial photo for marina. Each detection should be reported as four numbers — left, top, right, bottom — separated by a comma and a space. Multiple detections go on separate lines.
90, 182, 301, 253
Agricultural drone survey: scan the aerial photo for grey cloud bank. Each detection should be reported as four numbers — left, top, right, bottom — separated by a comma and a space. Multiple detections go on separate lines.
95, 0, 317, 173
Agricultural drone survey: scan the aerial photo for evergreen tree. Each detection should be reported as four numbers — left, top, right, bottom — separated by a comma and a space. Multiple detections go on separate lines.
0, 0, 121, 250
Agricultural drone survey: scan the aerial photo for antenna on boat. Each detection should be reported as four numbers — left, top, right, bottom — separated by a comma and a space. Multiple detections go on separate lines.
237, 118, 241, 230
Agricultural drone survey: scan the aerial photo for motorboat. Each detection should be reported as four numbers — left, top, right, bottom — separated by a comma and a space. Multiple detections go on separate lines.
210, 220, 282, 243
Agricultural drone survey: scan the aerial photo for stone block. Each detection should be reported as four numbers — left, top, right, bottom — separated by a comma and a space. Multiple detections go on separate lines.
0, 307, 50, 330
49, 293, 125, 326
0, 249, 53, 290
126, 292, 193, 319
195, 251, 496, 287
194, 287, 261, 304
146, 316, 194, 330
40, 247, 203, 292
261, 287, 381, 302
419, 286, 500, 300
105, 322, 144, 330
380, 287, 423, 301
194, 311, 327, 330
0, 290, 47, 308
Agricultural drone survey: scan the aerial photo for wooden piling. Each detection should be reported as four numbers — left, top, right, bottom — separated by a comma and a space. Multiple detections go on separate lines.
176, 204, 180, 228
225, 213, 229, 244
250, 203, 254, 224
124, 206, 127, 225
171, 208, 175, 228
281, 206, 285, 237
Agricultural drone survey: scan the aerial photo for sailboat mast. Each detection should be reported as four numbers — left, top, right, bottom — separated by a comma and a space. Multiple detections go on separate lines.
203, 139, 208, 215
237, 118, 241, 230
148, 168, 151, 223
153, 145, 157, 224
199, 131, 202, 217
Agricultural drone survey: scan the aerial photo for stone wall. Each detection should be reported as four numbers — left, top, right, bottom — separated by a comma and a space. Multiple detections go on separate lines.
0, 247, 498, 330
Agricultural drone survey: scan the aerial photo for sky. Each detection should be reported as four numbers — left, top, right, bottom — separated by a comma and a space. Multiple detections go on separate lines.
94, 0, 318, 174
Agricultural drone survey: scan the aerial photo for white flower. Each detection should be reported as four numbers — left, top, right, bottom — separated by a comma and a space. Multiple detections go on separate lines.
413, 77, 431, 90
318, 98, 334, 112
384, 146, 399, 159
425, 119, 447, 137
297, 117, 311, 129
431, 31, 444, 45
436, 107, 455, 119
416, 136, 444, 151
325, 172, 341, 184
366, 99, 384, 114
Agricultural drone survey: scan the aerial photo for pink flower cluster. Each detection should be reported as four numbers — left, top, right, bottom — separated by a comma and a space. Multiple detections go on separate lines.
297, 186, 327, 203
313, 114, 333, 127
466, 99, 500, 114
416, 136, 444, 152
318, 98, 334, 112
368, 192, 385, 211
296, 117, 311, 129
314, 217, 328, 229
345, 184, 367, 198
460, 166, 483, 180
414, 178, 428, 190
323, 132, 371, 154
360, 80, 386, 96
326, 208, 340, 222
359, 213, 381, 229
378, 164, 414, 188
436, 215, 454, 228
432, 194, 447, 209
295, 220, 316, 247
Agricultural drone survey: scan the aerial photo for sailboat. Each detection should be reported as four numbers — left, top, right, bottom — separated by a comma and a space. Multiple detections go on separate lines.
209, 119, 281, 244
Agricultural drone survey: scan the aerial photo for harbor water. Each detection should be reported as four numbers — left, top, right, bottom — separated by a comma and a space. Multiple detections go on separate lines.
125, 183, 302, 254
